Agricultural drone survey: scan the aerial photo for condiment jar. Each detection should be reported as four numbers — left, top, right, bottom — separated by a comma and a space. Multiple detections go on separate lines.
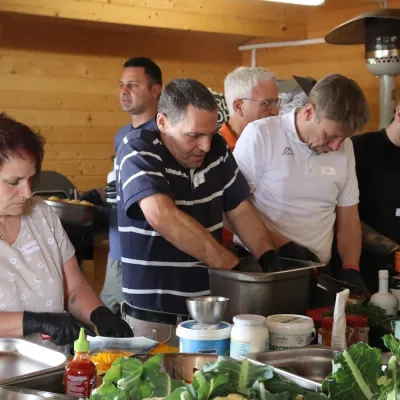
230, 314, 269, 357
317, 317, 334, 347
64, 328, 97, 398
266, 314, 315, 350
346, 314, 369, 346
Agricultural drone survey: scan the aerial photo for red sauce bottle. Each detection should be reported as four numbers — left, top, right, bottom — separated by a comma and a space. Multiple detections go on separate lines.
64, 328, 97, 398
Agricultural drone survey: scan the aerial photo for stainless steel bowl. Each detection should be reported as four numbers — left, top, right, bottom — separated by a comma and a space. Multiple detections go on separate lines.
186, 296, 229, 324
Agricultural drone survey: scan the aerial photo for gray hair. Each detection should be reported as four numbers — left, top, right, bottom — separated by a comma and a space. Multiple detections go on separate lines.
158, 78, 217, 126
308, 74, 370, 132
224, 67, 277, 116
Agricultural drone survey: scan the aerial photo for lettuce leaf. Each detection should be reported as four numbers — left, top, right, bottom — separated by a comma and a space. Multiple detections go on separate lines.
323, 342, 383, 399
201, 356, 273, 396
383, 334, 400, 358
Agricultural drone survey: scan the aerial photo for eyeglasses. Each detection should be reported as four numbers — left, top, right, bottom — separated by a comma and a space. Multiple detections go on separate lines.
240, 98, 281, 110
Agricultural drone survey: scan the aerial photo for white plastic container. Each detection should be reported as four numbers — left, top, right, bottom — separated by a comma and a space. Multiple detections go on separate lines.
370, 270, 398, 317
230, 314, 269, 358
266, 314, 315, 350
176, 321, 231, 355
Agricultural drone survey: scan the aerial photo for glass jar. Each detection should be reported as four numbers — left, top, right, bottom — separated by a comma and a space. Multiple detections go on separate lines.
346, 314, 369, 346
318, 317, 353, 347
230, 314, 269, 357
317, 317, 334, 346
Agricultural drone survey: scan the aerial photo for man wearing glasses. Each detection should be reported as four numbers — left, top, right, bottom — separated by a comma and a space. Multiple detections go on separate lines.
233, 74, 370, 293
220, 67, 281, 248
219, 67, 280, 152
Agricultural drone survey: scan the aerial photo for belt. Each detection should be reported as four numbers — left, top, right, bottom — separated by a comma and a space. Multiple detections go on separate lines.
122, 302, 190, 326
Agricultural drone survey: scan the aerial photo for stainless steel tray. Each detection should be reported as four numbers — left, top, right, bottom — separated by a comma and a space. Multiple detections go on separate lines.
247, 345, 338, 384
0, 339, 68, 384
209, 257, 326, 321
0, 385, 74, 399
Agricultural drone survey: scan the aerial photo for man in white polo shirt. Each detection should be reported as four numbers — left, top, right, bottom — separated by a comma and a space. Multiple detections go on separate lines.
233, 74, 370, 291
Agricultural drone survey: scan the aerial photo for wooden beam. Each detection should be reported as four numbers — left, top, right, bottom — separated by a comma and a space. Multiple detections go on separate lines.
0, 0, 307, 40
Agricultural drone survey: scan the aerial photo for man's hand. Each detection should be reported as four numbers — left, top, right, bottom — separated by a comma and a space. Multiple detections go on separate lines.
225, 200, 275, 259
278, 242, 320, 263
341, 266, 370, 296
258, 250, 283, 273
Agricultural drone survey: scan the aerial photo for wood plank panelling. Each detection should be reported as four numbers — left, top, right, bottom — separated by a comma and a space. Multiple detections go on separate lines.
0, 0, 307, 40
0, 12, 246, 191
241, 0, 400, 133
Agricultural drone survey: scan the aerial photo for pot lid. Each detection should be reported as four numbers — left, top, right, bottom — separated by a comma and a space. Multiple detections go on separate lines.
324, 8, 400, 45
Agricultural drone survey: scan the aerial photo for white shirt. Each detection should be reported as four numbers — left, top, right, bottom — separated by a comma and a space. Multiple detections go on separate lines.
233, 109, 359, 264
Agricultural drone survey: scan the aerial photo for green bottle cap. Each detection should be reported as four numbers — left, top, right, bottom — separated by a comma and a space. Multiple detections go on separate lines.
74, 327, 90, 353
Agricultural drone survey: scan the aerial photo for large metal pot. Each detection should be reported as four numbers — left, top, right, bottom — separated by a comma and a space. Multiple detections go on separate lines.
209, 257, 325, 322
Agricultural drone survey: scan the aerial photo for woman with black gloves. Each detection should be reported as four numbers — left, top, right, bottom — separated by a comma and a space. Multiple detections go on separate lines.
0, 113, 133, 350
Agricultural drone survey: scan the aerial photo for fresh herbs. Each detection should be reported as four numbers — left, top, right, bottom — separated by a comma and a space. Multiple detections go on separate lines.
322, 303, 387, 327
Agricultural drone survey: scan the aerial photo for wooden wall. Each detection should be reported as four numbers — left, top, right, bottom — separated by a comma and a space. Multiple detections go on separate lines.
241, 0, 400, 133
0, 12, 247, 191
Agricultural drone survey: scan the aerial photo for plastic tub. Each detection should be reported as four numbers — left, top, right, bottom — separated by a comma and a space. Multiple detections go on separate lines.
176, 320, 231, 355
266, 314, 315, 350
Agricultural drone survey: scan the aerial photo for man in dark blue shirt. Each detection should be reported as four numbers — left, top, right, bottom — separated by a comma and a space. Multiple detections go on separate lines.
81, 57, 162, 315
116, 78, 280, 344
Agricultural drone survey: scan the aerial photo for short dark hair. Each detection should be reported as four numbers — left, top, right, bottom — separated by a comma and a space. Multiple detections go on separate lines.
158, 78, 217, 125
0, 113, 45, 174
123, 57, 162, 86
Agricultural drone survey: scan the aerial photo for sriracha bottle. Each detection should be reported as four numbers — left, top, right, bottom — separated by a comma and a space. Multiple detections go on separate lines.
64, 328, 97, 398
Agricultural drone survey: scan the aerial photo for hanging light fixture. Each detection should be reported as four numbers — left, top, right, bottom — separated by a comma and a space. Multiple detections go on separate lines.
262, 0, 325, 5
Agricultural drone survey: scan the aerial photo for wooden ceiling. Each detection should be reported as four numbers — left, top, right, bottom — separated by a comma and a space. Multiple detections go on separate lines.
0, 0, 308, 42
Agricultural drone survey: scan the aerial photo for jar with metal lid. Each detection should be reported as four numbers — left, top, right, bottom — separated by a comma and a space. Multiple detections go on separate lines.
230, 314, 269, 357
346, 314, 369, 346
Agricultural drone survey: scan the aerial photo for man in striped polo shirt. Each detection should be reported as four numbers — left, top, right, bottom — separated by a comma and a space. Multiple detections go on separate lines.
116, 78, 280, 344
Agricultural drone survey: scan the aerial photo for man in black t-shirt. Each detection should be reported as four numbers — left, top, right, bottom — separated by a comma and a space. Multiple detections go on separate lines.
352, 100, 400, 293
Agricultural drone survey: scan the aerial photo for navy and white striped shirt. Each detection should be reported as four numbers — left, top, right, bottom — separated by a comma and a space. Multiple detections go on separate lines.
116, 128, 250, 314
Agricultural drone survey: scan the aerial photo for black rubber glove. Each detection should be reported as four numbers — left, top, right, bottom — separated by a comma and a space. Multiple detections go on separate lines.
90, 306, 134, 338
258, 250, 283, 273
79, 189, 103, 206
340, 268, 370, 296
278, 242, 321, 263
22, 312, 95, 346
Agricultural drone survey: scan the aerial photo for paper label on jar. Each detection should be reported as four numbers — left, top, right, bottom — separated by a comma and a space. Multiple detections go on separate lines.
230, 340, 250, 358
269, 333, 312, 350
317, 334, 322, 345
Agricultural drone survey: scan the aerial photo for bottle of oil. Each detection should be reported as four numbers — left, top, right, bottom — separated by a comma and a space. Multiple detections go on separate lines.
371, 270, 398, 317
